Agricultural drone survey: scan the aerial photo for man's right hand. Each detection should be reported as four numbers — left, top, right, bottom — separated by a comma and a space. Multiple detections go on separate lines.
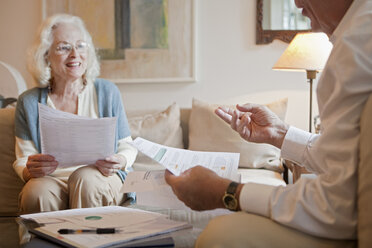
215, 103, 289, 149
24, 154, 58, 181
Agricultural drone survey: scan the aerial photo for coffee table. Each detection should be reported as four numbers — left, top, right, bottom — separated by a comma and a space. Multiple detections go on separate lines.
0, 205, 230, 248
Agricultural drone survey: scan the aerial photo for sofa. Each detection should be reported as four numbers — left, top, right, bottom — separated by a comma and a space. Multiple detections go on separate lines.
0, 93, 289, 247
6, 90, 371, 247
0, 93, 289, 217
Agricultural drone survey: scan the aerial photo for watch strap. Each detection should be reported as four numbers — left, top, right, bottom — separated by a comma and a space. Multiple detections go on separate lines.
223, 181, 239, 211
226, 181, 239, 195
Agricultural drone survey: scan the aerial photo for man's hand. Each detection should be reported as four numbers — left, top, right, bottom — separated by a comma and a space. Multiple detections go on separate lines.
164, 166, 231, 211
24, 154, 58, 180
215, 103, 289, 149
95, 154, 127, 177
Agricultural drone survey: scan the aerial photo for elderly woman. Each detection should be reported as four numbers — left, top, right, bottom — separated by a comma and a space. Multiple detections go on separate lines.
13, 14, 137, 214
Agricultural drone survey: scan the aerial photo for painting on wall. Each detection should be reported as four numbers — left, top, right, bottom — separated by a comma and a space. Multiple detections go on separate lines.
42, 0, 195, 83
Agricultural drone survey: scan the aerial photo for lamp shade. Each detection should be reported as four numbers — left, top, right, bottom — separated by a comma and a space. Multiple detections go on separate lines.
273, 32, 333, 71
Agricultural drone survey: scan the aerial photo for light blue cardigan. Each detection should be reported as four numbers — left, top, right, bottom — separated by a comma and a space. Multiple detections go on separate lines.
14, 78, 133, 185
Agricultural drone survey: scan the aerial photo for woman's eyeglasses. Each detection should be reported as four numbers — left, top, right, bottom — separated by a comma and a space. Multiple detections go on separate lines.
55, 41, 88, 55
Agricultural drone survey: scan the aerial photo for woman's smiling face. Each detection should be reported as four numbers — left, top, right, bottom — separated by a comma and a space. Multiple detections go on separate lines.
48, 22, 88, 82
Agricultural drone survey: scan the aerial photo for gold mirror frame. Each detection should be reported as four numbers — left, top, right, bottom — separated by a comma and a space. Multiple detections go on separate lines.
256, 0, 311, 44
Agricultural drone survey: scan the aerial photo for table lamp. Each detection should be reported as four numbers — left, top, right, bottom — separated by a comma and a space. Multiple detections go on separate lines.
273, 32, 332, 132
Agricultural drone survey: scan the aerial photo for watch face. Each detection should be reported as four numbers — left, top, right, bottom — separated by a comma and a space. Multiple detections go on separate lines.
223, 194, 238, 210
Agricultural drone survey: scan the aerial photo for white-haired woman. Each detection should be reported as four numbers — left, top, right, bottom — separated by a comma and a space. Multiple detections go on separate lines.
14, 14, 137, 214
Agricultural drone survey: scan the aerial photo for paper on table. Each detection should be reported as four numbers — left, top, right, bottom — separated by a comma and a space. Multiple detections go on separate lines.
38, 103, 117, 168
21, 206, 190, 248
130, 137, 240, 178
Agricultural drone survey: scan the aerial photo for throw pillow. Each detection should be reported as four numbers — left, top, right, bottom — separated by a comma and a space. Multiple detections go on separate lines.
128, 103, 184, 170
188, 98, 288, 172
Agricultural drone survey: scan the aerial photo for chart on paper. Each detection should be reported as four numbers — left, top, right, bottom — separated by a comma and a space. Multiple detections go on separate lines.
130, 137, 240, 179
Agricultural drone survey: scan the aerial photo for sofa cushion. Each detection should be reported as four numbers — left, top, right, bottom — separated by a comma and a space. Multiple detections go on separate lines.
188, 98, 287, 173
358, 94, 372, 247
128, 103, 184, 171
0, 108, 24, 216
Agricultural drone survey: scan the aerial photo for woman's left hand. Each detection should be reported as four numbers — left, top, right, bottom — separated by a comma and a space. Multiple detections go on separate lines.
95, 154, 127, 177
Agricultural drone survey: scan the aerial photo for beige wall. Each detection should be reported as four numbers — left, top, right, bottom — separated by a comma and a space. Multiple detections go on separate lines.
0, 0, 316, 113
0, 0, 42, 89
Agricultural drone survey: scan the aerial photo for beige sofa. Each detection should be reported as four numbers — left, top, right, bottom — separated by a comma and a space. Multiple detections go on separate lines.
0, 99, 286, 217
1, 92, 371, 247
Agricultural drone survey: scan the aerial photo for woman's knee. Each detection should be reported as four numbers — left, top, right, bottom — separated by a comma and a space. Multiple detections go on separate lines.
68, 165, 99, 185
19, 177, 67, 213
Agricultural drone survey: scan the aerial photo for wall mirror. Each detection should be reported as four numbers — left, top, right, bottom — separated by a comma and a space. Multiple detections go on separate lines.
256, 0, 311, 44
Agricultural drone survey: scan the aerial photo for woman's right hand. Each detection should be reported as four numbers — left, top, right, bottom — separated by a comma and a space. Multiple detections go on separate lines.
24, 154, 58, 180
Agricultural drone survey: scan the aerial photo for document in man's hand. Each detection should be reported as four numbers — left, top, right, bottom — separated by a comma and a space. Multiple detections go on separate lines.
129, 137, 240, 178
20, 206, 190, 248
38, 103, 116, 167
123, 137, 240, 209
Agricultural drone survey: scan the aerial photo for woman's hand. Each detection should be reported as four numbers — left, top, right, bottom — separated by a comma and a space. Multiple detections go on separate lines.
24, 154, 58, 180
215, 103, 289, 149
95, 154, 127, 177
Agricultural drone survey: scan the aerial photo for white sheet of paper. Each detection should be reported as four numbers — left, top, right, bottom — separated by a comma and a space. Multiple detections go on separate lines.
129, 137, 240, 178
120, 170, 187, 209
38, 103, 117, 168
21, 206, 190, 248
121, 170, 167, 193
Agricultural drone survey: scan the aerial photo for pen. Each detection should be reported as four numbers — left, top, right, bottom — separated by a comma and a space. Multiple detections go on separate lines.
58, 228, 116, 234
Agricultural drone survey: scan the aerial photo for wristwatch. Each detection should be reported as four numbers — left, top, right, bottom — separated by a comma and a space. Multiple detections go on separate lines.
222, 181, 239, 211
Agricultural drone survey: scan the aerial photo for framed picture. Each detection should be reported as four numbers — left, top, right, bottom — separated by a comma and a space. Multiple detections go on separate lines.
42, 0, 196, 84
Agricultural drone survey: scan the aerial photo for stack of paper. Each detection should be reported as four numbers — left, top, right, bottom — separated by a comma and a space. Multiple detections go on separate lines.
21, 206, 190, 248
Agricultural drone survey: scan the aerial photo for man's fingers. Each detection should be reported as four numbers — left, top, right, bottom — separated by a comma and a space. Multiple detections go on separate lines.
230, 110, 241, 131
164, 170, 177, 185
236, 103, 262, 113
215, 108, 232, 124
236, 114, 247, 134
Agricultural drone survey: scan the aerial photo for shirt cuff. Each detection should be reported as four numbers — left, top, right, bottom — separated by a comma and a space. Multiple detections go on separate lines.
281, 126, 312, 165
117, 136, 138, 171
239, 183, 275, 217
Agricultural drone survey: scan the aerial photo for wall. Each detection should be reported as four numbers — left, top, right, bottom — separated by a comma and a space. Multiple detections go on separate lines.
0, 0, 317, 112
117, 0, 315, 111
0, 0, 42, 89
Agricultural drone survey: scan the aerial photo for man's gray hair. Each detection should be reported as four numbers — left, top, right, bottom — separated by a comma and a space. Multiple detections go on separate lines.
28, 14, 100, 86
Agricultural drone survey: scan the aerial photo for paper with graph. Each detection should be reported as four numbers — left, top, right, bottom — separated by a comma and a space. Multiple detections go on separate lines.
130, 137, 240, 178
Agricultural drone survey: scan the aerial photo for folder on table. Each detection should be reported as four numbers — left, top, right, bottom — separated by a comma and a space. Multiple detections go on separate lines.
19, 206, 189, 248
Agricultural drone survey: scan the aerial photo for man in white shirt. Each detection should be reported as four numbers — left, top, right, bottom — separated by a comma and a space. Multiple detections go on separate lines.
165, 0, 372, 246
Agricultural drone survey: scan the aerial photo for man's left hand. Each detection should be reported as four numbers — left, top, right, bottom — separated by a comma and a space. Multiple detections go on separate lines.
164, 166, 231, 211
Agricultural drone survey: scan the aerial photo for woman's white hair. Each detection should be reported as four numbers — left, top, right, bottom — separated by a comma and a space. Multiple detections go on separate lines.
28, 14, 100, 86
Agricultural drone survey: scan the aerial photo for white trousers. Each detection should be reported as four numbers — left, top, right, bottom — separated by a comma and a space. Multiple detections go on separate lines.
195, 212, 356, 248
19, 165, 125, 214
